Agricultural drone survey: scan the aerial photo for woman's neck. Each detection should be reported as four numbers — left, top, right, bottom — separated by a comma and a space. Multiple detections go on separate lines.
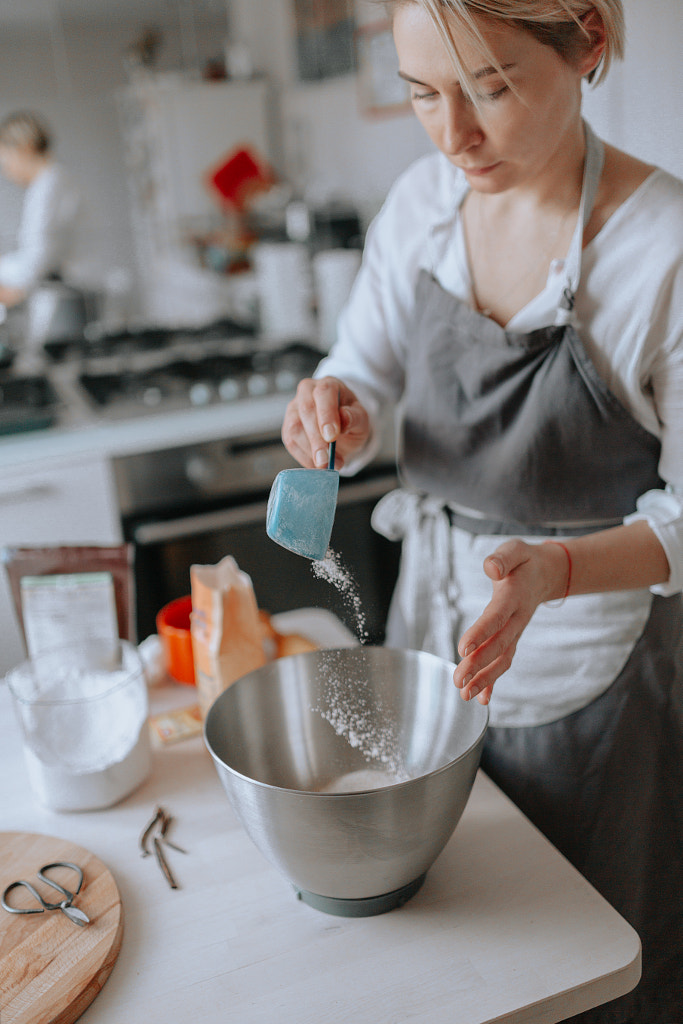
481, 121, 586, 220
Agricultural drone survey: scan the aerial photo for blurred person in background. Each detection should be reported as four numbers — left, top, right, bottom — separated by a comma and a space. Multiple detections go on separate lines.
0, 110, 87, 352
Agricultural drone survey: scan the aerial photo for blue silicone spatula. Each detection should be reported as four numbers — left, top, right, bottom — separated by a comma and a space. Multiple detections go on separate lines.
266, 442, 339, 561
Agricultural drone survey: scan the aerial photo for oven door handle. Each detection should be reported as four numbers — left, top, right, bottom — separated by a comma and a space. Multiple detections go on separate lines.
131, 473, 398, 546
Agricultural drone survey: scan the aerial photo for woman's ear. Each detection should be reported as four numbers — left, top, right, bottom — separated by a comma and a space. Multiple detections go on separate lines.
578, 9, 607, 81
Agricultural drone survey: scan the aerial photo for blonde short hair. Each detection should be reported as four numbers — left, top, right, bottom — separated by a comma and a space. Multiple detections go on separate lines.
0, 111, 52, 154
387, 1, 624, 97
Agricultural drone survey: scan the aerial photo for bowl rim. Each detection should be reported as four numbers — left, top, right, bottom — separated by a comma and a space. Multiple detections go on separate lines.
203, 646, 489, 797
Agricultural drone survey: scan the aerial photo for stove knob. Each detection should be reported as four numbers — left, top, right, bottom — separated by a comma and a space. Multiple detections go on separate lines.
275, 369, 297, 392
218, 378, 240, 402
185, 454, 217, 487
142, 386, 162, 407
189, 382, 212, 406
247, 373, 269, 396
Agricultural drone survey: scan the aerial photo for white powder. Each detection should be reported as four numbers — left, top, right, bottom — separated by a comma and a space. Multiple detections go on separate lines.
318, 768, 406, 793
311, 549, 369, 643
22, 668, 147, 771
13, 663, 151, 812
313, 650, 409, 779
24, 727, 151, 812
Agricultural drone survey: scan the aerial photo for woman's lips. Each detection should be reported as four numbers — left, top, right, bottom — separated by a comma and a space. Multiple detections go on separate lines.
462, 161, 501, 177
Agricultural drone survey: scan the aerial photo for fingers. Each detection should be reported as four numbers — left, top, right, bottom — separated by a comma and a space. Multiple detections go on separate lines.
459, 540, 536, 659
454, 612, 523, 701
282, 376, 370, 469
453, 539, 544, 704
303, 377, 342, 467
282, 377, 341, 468
457, 595, 509, 663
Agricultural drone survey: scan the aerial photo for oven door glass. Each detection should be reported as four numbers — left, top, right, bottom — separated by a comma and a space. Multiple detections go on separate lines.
128, 472, 401, 645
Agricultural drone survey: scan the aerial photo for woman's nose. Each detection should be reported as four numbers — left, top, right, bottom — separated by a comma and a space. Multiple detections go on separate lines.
441, 97, 483, 155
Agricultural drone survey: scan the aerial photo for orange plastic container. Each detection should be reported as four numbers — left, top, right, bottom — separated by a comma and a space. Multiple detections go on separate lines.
156, 595, 196, 685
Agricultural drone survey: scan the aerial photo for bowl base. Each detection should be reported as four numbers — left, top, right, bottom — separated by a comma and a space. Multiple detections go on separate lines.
294, 872, 426, 917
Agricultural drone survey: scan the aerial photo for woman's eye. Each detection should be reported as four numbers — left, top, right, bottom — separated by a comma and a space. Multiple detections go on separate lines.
411, 89, 438, 102
480, 85, 509, 102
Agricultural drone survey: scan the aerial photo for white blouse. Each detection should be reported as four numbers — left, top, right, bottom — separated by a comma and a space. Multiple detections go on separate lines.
317, 134, 683, 727
0, 162, 82, 291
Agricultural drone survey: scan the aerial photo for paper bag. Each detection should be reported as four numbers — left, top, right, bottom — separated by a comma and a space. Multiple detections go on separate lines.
190, 555, 266, 717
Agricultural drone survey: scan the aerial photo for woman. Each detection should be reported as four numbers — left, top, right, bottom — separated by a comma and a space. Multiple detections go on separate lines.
0, 111, 84, 347
282, 2, 683, 1021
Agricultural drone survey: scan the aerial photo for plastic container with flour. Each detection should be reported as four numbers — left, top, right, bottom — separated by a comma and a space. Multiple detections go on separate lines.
5, 638, 151, 811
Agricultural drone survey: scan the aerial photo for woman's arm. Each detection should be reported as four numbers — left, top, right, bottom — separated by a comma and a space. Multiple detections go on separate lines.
453, 519, 672, 705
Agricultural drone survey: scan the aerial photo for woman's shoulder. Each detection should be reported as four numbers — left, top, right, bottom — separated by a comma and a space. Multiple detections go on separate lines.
589, 144, 683, 245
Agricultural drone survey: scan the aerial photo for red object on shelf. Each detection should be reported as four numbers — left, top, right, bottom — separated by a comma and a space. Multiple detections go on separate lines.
206, 146, 274, 212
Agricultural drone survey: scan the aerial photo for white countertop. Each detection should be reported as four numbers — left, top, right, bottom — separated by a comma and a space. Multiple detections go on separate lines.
0, 392, 290, 470
0, 617, 641, 1024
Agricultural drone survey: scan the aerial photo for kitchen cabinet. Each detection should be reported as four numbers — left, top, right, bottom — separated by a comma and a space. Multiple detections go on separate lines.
0, 455, 122, 673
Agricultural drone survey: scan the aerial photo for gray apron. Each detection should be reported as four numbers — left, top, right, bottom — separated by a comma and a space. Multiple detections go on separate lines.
377, 127, 683, 1022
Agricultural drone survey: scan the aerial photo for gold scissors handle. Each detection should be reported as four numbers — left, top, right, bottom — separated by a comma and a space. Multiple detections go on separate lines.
1, 861, 90, 927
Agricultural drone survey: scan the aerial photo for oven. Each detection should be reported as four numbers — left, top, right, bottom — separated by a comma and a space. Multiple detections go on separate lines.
114, 432, 400, 644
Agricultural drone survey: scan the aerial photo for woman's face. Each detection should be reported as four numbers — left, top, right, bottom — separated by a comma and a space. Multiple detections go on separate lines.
0, 143, 37, 186
393, 3, 598, 194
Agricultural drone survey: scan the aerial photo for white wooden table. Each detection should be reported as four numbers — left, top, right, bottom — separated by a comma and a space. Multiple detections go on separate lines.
0, 630, 640, 1024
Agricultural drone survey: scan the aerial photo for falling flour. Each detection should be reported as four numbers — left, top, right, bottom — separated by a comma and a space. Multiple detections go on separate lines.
309, 557, 410, 786
313, 650, 410, 782
311, 549, 369, 643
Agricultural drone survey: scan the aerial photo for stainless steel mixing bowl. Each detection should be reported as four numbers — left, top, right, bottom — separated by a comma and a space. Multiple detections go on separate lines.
204, 646, 488, 916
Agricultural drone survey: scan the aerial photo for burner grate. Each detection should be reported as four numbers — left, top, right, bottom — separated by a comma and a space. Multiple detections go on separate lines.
77, 342, 323, 414
0, 375, 60, 435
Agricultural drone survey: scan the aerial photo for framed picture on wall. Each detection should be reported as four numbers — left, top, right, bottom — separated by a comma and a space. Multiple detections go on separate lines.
294, 0, 356, 82
356, 20, 411, 117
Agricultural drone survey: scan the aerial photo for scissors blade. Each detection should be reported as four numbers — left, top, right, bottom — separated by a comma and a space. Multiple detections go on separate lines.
60, 903, 90, 927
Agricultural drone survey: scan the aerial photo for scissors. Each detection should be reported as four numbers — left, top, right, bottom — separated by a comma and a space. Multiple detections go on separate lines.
1, 861, 90, 927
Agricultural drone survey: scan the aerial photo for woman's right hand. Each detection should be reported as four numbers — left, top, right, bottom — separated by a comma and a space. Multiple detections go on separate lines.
282, 375, 371, 470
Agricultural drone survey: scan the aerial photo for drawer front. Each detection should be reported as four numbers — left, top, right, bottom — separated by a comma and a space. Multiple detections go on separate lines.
0, 458, 121, 545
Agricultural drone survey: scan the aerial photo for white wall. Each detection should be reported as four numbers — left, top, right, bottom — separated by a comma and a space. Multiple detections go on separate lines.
582, 0, 683, 178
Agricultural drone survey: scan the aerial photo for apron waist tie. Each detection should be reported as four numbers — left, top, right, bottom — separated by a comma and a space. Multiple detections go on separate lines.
372, 488, 461, 661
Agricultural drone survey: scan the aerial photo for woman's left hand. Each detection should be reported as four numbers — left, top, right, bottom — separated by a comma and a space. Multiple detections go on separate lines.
453, 539, 568, 705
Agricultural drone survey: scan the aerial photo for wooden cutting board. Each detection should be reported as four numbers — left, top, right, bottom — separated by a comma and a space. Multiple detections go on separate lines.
0, 832, 123, 1024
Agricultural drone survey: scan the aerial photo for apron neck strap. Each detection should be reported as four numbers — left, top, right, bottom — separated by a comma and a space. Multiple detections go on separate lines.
557, 122, 604, 323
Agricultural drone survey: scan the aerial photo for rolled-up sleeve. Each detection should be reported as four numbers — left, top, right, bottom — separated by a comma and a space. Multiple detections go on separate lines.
624, 488, 683, 596
628, 252, 683, 596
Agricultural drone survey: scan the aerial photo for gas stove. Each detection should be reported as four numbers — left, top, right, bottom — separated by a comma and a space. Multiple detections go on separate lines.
42, 320, 323, 422
0, 373, 61, 435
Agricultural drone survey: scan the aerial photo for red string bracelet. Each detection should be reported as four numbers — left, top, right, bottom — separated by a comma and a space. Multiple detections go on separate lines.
543, 540, 572, 603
